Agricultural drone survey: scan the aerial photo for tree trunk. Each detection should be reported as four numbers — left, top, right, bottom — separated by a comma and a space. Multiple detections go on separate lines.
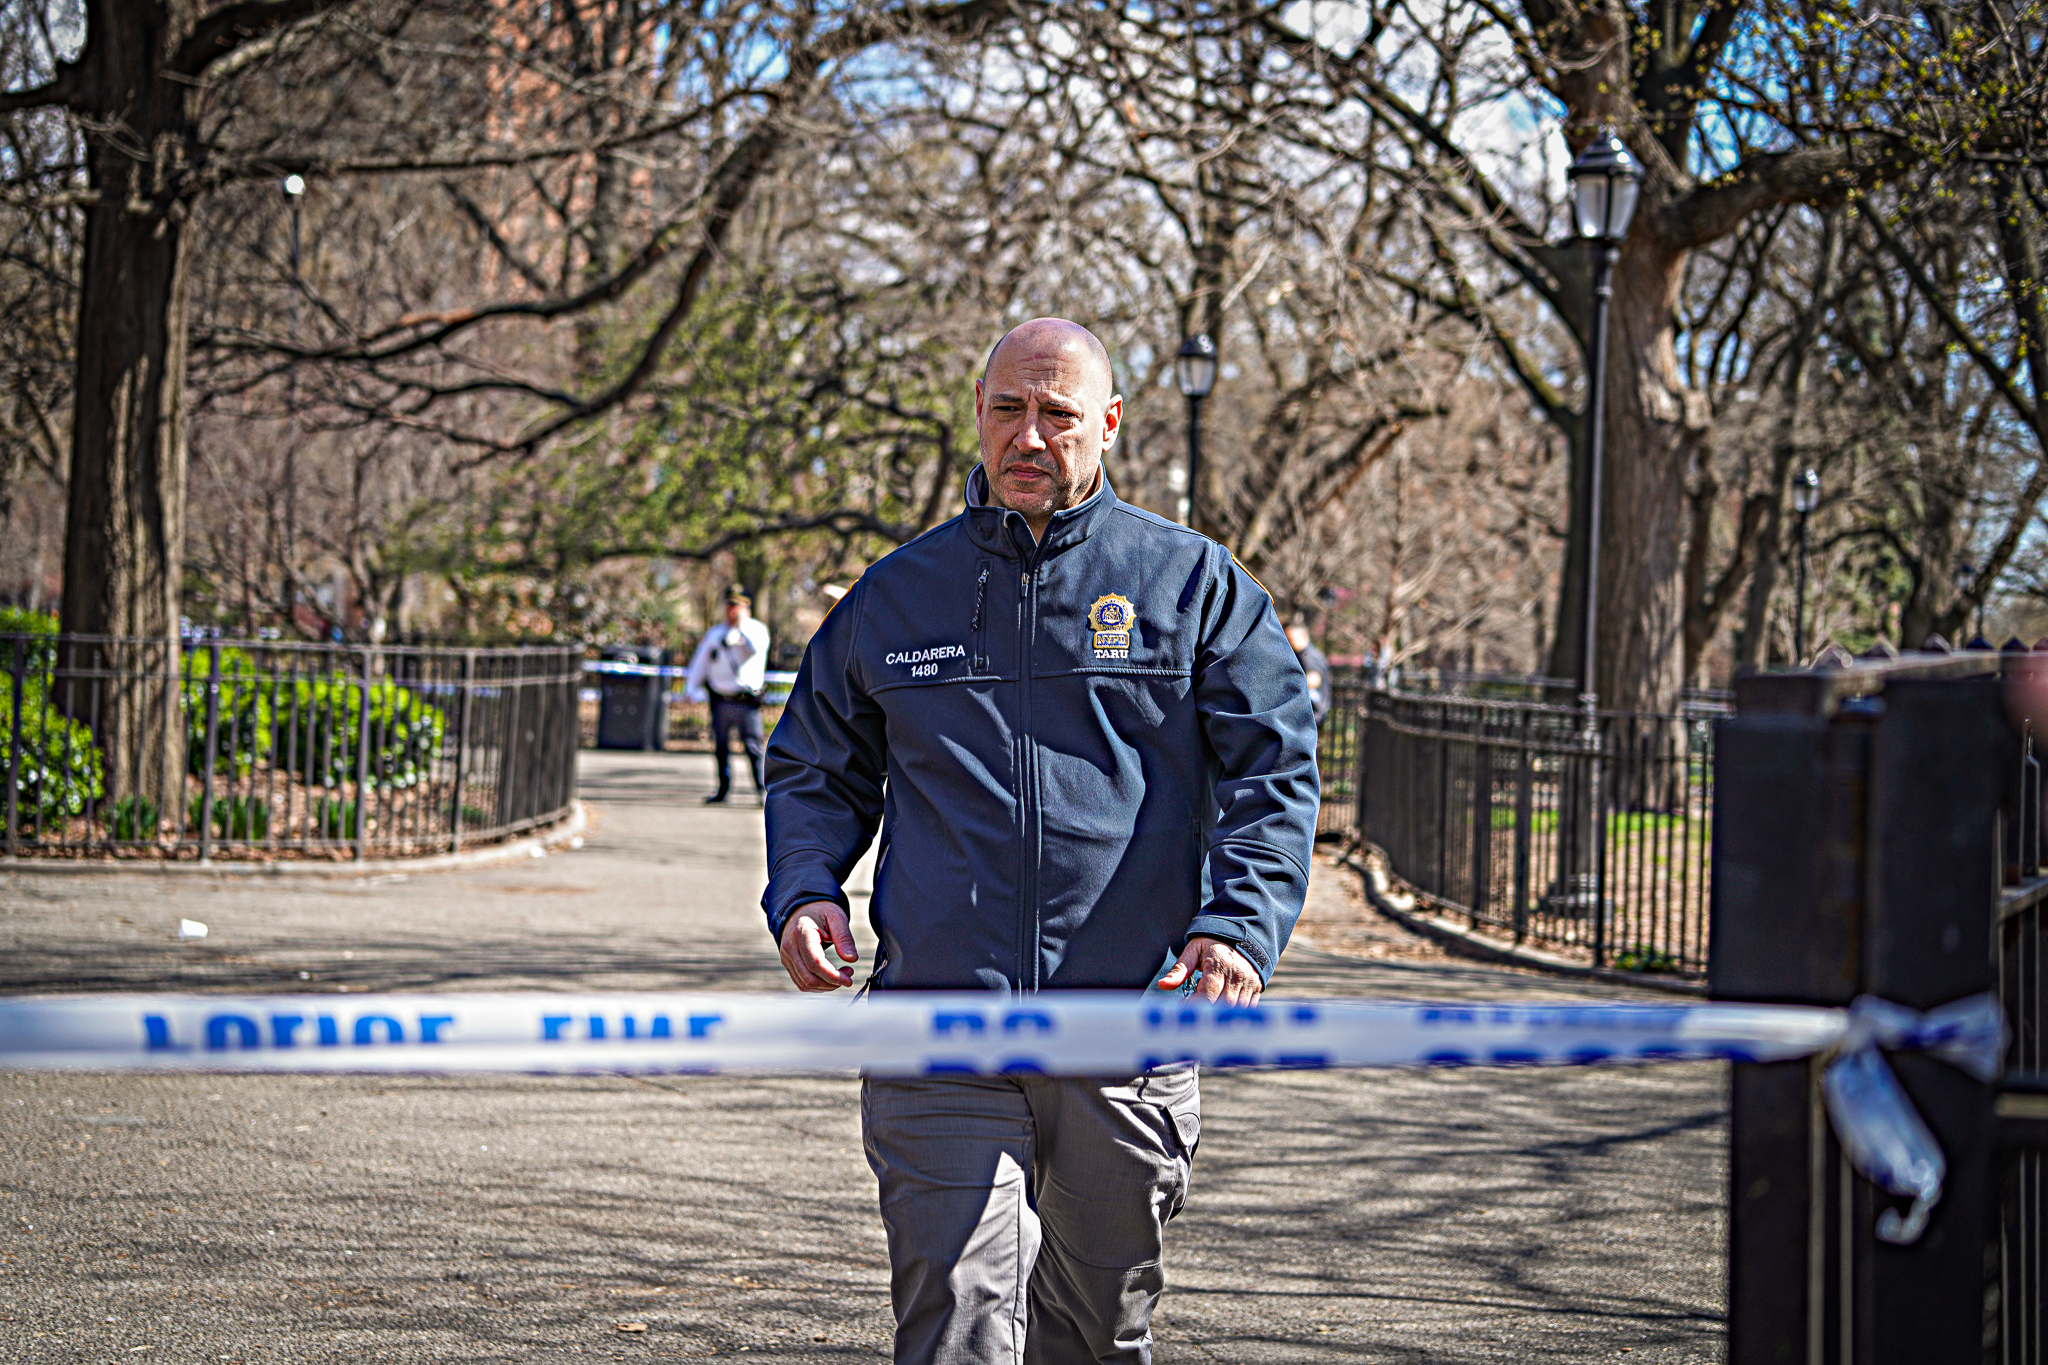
58, 0, 199, 810
1591, 235, 1704, 718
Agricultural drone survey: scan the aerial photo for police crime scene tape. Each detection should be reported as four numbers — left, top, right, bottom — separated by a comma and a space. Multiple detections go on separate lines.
0, 989, 2006, 1244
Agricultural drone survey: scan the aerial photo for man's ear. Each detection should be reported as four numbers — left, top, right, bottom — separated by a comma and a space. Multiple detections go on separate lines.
1101, 393, 1124, 452
974, 376, 986, 425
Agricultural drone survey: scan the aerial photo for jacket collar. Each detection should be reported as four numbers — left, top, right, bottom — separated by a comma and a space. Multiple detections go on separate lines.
963, 464, 1120, 560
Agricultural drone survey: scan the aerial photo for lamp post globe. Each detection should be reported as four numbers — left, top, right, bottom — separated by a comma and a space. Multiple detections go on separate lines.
1176, 334, 1217, 529
1792, 467, 1819, 515
1567, 131, 1642, 243
1175, 333, 1217, 399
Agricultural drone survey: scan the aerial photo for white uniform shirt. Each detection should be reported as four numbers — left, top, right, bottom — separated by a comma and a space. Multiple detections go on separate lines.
684, 615, 770, 701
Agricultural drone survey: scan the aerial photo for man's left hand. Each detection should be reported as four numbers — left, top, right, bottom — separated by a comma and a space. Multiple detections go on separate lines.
1155, 936, 1262, 1007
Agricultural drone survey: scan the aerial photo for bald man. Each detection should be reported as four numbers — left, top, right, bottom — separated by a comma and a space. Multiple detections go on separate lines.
763, 318, 1320, 1364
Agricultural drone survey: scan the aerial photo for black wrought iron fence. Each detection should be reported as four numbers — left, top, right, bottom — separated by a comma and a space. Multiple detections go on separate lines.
1, 633, 581, 861
1714, 641, 2048, 1363
1323, 679, 1721, 977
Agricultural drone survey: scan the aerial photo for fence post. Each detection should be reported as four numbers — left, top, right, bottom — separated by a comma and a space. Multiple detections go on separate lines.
1512, 713, 1532, 944
1860, 677, 2007, 1360
1352, 691, 1369, 838
1591, 718, 1608, 968
449, 650, 472, 853
353, 647, 373, 861
5, 639, 23, 857
1471, 740, 1492, 930
1712, 683, 1851, 1365
197, 641, 222, 863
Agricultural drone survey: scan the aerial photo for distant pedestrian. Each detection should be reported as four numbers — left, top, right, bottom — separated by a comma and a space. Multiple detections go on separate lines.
684, 588, 771, 804
1287, 623, 1332, 725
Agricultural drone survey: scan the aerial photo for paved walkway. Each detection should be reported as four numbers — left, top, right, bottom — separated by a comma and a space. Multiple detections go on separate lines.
0, 751, 1724, 1362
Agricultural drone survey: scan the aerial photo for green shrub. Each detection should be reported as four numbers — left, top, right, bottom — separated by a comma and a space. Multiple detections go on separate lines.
1612, 945, 1680, 974
110, 794, 160, 842
181, 648, 274, 777
0, 673, 106, 827
312, 796, 359, 839
0, 607, 57, 679
186, 794, 271, 841
276, 677, 444, 790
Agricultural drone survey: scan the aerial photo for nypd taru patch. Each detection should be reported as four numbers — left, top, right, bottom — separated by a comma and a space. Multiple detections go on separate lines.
1088, 593, 1135, 660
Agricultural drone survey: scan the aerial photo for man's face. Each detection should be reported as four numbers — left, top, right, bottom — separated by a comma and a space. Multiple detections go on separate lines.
725, 602, 745, 627
975, 327, 1122, 529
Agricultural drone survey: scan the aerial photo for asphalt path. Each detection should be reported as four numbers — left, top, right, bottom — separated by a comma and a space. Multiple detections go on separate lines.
0, 750, 1723, 1362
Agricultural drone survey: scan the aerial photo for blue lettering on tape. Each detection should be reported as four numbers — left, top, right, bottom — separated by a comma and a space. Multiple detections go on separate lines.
998, 1057, 1047, 1074
143, 1016, 188, 1052
932, 1012, 986, 1036
318, 1016, 340, 1047
1289, 1006, 1319, 1025
206, 1015, 261, 1050
353, 1015, 404, 1045
1274, 1054, 1330, 1069
541, 1016, 573, 1041
1215, 1007, 1267, 1029
272, 1015, 305, 1047
588, 1015, 606, 1040
923, 1060, 982, 1075
1424, 1050, 1472, 1067
1002, 1010, 1055, 1035
648, 1015, 672, 1039
687, 1015, 722, 1039
418, 1016, 453, 1044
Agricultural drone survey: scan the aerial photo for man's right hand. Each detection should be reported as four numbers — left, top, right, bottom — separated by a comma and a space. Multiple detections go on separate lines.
779, 901, 858, 991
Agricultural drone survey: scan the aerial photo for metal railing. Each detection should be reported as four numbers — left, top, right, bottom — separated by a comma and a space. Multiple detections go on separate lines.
1714, 639, 2048, 1363
1, 633, 581, 861
1320, 674, 1721, 977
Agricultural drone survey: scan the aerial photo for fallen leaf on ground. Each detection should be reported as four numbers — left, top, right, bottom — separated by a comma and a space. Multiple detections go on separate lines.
616, 1322, 649, 1334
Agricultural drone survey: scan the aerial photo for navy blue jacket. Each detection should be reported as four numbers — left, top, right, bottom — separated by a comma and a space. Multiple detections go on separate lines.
761, 469, 1320, 991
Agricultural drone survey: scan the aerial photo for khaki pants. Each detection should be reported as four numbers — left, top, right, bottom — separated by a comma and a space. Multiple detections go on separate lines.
860, 1070, 1201, 1365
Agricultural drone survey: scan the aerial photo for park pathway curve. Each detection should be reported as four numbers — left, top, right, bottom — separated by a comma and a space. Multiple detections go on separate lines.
0, 750, 1723, 1362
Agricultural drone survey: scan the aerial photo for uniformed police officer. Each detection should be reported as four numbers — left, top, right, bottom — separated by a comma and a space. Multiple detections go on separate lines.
762, 318, 1320, 1365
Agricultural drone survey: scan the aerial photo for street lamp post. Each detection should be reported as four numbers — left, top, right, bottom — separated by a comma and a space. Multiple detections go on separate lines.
1791, 468, 1818, 664
1175, 334, 1217, 530
281, 174, 306, 637
1546, 129, 1642, 944
1566, 129, 1642, 734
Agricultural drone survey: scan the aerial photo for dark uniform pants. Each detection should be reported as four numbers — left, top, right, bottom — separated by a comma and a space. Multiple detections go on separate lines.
708, 692, 764, 797
861, 1069, 1200, 1365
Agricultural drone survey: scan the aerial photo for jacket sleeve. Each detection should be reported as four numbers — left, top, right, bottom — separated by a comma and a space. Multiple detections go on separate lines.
1181, 545, 1321, 982
681, 631, 716, 702
760, 583, 888, 943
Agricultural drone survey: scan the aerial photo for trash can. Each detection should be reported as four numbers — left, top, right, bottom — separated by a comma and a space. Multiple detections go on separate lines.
595, 645, 667, 750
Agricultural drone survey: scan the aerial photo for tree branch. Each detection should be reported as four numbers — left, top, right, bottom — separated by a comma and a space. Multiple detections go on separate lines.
174, 0, 353, 76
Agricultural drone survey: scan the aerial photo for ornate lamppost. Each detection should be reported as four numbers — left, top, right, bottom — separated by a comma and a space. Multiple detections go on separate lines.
1565, 129, 1642, 732
281, 174, 306, 637
1792, 468, 1819, 663
1175, 334, 1217, 530
1547, 130, 1642, 938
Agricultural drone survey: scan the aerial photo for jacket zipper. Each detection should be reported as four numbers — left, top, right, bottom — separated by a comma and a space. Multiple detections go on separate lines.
1018, 549, 1043, 991
970, 562, 990, 672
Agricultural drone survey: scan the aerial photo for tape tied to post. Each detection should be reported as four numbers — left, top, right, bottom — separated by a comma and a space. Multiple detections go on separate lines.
0, 989, 2005, 1244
